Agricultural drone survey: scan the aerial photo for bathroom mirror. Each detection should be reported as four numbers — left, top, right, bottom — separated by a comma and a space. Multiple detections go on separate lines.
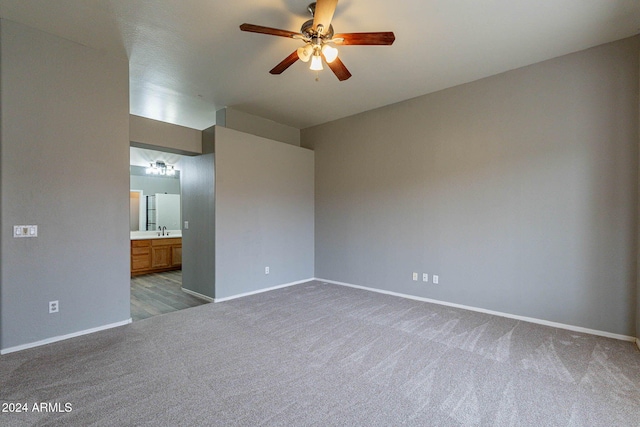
130, 165, 181, 231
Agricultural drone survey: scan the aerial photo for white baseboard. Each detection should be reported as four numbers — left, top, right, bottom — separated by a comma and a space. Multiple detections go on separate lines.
214, 278, 314, 303
316, 278, 636, 343
181, 287, 215, 302
0, 318, 132, 355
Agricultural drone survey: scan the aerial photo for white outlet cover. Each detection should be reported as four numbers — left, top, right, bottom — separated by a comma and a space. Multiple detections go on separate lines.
423, 273, 428, 282
49, 300, 59, 313
433, 275, 439, 284
412, 272, 418, 281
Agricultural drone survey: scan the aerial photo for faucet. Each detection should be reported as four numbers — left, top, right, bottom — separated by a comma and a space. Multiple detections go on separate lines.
162, 226, 167, 236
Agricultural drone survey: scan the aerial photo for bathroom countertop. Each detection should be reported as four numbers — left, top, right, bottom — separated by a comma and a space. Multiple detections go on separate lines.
130, 231, 182, 240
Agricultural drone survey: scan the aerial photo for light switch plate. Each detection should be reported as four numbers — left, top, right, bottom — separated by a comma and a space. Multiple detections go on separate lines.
14, 225, 37, 238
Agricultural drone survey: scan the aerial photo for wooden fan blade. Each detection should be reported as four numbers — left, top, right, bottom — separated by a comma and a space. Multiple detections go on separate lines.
270, 51, 300, 74
333, 32, 396, 45
324, 55, 352, 81
313, 0, 338, 34
240, 23, 301, 39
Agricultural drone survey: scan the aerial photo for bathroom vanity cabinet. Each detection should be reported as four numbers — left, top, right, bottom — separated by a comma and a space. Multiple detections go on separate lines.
131, 237, 182, 275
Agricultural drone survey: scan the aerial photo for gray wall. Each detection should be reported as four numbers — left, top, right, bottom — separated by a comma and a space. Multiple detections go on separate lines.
302, 36, 639, 337
0, 21, 3, 348
130, 114, 203, 154
216, 107, 301, 147
0, 20, 130, 350
215, 126, 314, 299
181, 148, 216, 299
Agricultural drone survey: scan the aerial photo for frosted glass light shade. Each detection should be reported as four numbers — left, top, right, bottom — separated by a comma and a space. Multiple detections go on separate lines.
322, 44, 338, 63
310, 54, 323, 71
297, 44, 313, 62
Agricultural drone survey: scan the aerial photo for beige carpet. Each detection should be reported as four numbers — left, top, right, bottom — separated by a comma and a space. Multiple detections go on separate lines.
1, 281, 639, 426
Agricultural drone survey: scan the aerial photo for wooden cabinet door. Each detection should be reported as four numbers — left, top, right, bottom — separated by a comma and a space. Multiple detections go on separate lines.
171, 245, 182, 267
151, 246, 171, 268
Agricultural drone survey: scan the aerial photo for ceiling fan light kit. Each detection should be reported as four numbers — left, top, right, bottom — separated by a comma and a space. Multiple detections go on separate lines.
240, 0, 395, 81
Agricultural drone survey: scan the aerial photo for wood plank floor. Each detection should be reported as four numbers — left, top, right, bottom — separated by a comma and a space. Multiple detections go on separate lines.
130, 270, 208, 321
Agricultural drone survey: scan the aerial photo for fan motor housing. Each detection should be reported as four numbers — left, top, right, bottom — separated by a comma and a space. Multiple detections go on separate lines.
300, 19, 334, 39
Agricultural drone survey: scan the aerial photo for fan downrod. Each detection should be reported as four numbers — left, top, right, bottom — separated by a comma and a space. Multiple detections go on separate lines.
307, 3, 316, 16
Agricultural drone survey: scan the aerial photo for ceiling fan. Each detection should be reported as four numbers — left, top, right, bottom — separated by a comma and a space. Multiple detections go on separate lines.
240, 0, 395, 81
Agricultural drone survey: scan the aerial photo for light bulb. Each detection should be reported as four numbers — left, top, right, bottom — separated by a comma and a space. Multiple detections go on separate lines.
297, 44, 313, 62
310, 54, 323, 71
322, 44, 338, 63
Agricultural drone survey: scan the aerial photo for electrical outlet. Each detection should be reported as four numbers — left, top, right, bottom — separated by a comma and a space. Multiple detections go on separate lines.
423, 273, 428, 282
265, 266, 270, 275
412, 272, 418, 281
433, 275, 439, 284
49, 300, 59, 313
184, 221, 189, 230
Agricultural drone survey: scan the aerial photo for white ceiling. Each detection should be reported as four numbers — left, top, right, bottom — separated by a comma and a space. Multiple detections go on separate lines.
1, 1, 639, 130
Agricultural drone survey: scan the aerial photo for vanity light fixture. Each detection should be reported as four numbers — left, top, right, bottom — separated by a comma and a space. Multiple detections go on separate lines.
145, 161, 176, 176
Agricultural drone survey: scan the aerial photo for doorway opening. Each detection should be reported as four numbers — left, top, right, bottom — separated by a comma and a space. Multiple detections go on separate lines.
129, 146, 208, 321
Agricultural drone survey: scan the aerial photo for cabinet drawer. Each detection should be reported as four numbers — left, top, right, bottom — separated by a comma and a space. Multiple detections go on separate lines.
132, 254, 151, 271
132, 240, 151, 248
152, 238, 181, 246
132, 247, 150, 256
